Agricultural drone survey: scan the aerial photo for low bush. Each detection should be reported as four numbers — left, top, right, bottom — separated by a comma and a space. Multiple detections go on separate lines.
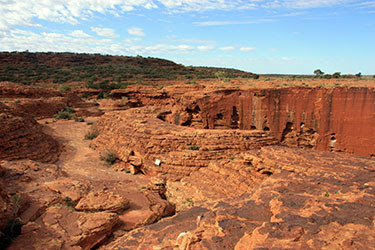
100, 150, 117, 166
55, 106, 76, 120
58, 85, 71, 92
85, 129, 99, 140
188, 145, 200, 150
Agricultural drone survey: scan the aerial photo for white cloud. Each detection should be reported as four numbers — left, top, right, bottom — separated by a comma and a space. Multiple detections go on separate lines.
271, 0, 354, 9
128, 27, 145, 37
90, 27, 118, 38
70, 30, 91, 38
0, 29, 127, 55
0, 0, 359, 31
355, 1, 375, 8
197, 45, 214, 51
277, 11, 307, 17
144, 44, 195, 52
240, 46, 256, 51
220, 46, 235, 51
144, 2, 158, 9
281, 56, 295, 61
0, 27, 222, 56
194, 19, 275, 26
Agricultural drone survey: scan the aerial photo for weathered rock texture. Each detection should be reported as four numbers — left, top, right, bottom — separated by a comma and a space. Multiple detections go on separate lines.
108, 85, 375, 157
0, 165, 14, 232
104, 146, 375, 249
93, 106, 278, 177
165, 87, 375, 157
166, 158, 267, 211
1, 82, 101, 119
0, 158, 174, 250
0, 103, 59, 163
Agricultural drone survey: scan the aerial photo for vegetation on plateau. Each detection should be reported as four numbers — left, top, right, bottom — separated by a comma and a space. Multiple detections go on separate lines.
0, 51, 255, 87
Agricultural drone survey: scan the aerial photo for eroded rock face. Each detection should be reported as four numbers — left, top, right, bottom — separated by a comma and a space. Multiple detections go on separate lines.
0, 165, 14, 236
166, 158, 267, 211
3, 81, 375, 249
0, 82, 101, 119
0, 157, 175, 249
0, 103, 60, 163
103, 146, 375, 249
75, 190, 130, 213
0, 82, 62, 99
9, 206, 119, 250
153, 86, 375, 157
92, 106, 278, 177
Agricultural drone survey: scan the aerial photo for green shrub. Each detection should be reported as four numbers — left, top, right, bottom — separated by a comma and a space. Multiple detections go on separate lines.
188, 145, 200, 150
55, 106, 76, 120
0, 194, 22, 249
97, 92, 106, 99
185, 80, 197, 84
100, 150, 117, 165
59, 85, 71, 91
85, 129, 99, 140
63, 196, 77, 207
74, 116, 85, 122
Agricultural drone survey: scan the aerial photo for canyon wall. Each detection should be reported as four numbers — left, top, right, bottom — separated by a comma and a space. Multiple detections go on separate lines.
177, 87, 375, 157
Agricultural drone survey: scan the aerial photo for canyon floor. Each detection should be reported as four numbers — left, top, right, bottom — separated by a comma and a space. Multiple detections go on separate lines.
1, 78, 375, 249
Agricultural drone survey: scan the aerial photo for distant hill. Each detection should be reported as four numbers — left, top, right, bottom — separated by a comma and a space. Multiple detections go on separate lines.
0, 51, 256, 86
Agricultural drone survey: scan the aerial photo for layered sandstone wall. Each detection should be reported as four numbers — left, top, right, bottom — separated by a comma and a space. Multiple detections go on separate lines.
173, 87, 375, 157
0, 103, 59, 163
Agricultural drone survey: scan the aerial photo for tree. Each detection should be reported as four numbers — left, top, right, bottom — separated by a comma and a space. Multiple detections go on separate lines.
215, 71, 227, 81
332, 72, 341, 78
313, 69, 324, 77
355, 72, 362, 78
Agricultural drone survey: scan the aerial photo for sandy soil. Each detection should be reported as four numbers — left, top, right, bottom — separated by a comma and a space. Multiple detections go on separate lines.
40, 117, 150, 190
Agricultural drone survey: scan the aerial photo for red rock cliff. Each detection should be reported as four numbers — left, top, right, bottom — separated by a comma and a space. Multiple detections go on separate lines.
187, 87, 375, 157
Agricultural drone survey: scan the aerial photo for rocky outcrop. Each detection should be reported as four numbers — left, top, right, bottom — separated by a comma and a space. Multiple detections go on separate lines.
0, 103, 60, 163
166, 158, 267, 211
9, 206, 119, 250
0, 82, 62, 99
0, 159, 175, 249
104, 146, 375, 249
162, 87, 375, 157
1, 82, 101, 119
75, 190, 130, 213
92, 106, 278, 177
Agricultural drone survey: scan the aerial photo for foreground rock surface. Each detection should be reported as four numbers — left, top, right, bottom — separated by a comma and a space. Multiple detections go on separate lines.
0, 119, 175, 249
104, 146, 375, 249
9, 206, 119, 250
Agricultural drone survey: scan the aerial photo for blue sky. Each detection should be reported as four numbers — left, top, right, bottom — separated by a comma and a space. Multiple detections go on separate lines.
0, 0, 374, 74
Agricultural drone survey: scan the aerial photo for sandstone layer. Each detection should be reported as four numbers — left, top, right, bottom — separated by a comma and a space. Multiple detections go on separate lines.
1, 157, 174, 249
92, 106, 278, 177
162, 86, 375, 157
2, 80, 375, 249
0, 103, 59, 163
108, 85, 375, 157
104, 146, 375, 249
0, 82, 101, 119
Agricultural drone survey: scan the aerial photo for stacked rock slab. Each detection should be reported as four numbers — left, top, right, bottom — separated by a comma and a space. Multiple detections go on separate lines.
0, 103, 59, 163
103, 146, 375, 249
92, 106, 278, 177
0, 159, 174, 250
